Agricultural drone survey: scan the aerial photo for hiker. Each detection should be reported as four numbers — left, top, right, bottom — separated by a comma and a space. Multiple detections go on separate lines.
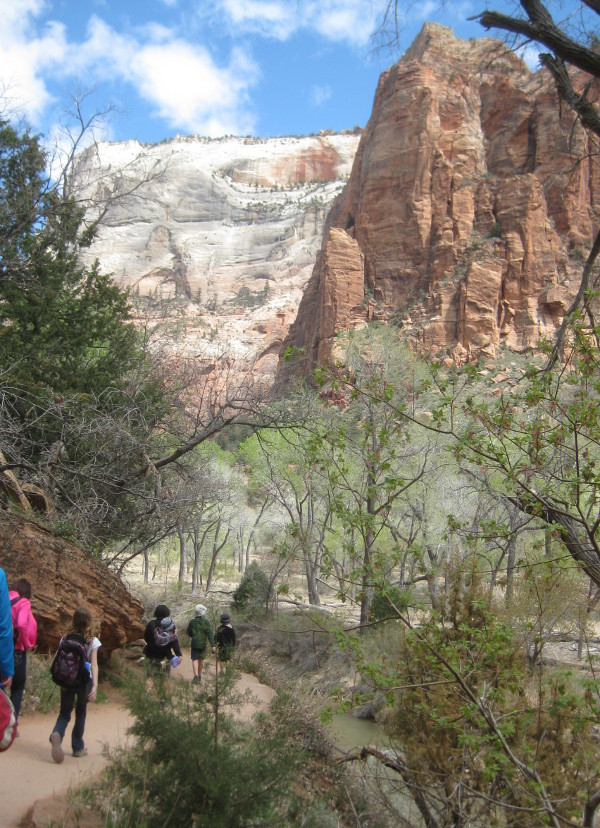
186, 604, 215, 683
49, 605, 100, 763
142, 604, 183, 677
215, 613, 236, 673
9, 578, 37, 720
0, 567, 13, 690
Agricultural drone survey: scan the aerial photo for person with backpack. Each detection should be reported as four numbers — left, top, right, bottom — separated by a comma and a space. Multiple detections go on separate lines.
9, 578, 37, 721
142, 604, 183, 677
215, 613, 236, 673
186, 604, 215, 684
49, 606, 100, 763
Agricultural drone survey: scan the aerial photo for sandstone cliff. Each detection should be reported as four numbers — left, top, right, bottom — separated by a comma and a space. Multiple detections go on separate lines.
277, 24, 600, 383
73, 134, 359, 381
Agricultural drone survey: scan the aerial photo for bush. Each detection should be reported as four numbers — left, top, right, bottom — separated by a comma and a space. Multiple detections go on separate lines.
370, 586, 412, 622
232, 563, 271, 613
20, 652, 59, 715
100, 675, 302, 827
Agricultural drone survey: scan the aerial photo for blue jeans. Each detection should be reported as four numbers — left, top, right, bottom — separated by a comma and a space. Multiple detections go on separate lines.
51, 679, 91, 752
10, 650, 26, 720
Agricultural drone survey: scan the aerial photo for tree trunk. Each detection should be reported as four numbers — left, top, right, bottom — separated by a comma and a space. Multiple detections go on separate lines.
205, 521, 231, 593
177, 526, 186, 585
505, 534, 516, 605
509, 497, 600, 589
304, 554, 321, 606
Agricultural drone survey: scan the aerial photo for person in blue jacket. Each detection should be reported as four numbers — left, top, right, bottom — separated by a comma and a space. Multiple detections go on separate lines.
0, 567, 14, 689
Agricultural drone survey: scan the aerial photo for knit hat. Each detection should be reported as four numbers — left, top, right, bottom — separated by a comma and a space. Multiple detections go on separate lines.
194, 604, 207, 616
220, 613, 230, 624
160, 617, 176, 631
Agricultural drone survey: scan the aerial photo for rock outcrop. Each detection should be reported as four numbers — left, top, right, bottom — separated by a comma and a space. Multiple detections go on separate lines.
72, 133, 359, 382
277, 24, 600, 384
0, 516, 145, 657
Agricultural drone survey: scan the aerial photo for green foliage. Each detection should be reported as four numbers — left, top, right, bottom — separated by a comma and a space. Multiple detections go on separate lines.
0, 119, 138, 397
356, 561, 600, 826
19, 651, 58, 715
370, 585, 412, 621
230, 282, 270, 309
232, 562, 271, 613
101, 675, 302, 827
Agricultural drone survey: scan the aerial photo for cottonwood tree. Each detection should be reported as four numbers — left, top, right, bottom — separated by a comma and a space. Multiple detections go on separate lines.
240, 425, 333, 606
343, 561, 600, 828
313, 328, 436, 626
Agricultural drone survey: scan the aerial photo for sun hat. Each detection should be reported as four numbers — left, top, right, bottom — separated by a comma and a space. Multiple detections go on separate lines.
194, 604, 207, 616
220, 613, 230, 624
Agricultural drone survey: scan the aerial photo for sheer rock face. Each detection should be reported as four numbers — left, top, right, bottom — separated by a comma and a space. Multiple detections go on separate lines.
277, 24, 600, 384
0, 517, 145, 657
73, 134, 359, 381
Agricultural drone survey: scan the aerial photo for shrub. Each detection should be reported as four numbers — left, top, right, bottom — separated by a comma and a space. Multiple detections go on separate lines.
232, 562, 271, 613
100, 676, 301, 827
370, 586, 412, 621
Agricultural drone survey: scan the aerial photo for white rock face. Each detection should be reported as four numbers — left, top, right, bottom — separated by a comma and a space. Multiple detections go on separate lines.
73, 134, 359, 378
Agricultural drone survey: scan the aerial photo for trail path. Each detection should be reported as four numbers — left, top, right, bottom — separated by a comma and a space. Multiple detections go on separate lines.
1, 650, 275, 827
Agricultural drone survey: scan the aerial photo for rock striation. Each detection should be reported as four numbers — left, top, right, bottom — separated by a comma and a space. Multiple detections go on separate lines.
277, 24, 600, 384
72, 133, 359, 381
0, 516, 145, 657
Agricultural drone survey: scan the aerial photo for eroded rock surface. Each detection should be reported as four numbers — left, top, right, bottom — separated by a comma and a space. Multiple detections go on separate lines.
277, 24, 600, 384
0, 516, 144, 656
72, 134, 359, 381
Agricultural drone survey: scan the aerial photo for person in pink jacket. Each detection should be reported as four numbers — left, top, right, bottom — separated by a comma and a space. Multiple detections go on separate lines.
9, 578, 37, 721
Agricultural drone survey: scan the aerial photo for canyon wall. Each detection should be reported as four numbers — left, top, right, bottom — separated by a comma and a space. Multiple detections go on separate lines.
277, 24, 600, 384
73, 133, 359, 381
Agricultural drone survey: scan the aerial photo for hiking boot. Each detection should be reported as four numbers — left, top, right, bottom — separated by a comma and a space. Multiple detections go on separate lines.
192, 675, 201, 683
72, 747, 88, 757
50, 732, 64, 764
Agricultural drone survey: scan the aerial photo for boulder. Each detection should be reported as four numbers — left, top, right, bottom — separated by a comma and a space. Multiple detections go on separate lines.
0, 515, 145, 658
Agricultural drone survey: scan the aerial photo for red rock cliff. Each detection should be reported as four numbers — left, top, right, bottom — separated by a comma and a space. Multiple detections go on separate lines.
277, 23, 600, 383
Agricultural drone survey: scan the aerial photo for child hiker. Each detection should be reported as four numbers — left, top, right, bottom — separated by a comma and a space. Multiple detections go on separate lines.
215, 613, 236, 673
186, 604, 215, 683
142, 605, 183, 697
49, 606, 100, 763
9, 577, 37, 722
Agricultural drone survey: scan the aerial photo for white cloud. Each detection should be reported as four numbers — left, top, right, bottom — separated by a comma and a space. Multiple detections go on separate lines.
219, 0, 382, 45
220, 0, 296, 40
310, 84, 331, 107
75, 17, 260, 137
0, 1, 67, 122
309, 0, 381, 47
131, 40, 258, 135
0, 6, 259, 138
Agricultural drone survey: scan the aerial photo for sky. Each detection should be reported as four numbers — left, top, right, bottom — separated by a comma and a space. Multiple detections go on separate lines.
0, 0, 516, 146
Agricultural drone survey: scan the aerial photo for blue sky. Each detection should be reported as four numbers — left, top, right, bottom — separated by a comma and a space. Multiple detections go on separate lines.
1, 0, 514, 145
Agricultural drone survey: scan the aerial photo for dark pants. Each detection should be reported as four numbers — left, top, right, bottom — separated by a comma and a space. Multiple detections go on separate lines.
10, 650, 26, 720
51, 680, 91, 752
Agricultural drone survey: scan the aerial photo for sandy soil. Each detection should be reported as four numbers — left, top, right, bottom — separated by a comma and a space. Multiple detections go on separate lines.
1, 650, 275, 828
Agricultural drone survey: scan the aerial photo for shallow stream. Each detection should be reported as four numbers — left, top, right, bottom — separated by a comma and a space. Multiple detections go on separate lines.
325, 711, 426, 826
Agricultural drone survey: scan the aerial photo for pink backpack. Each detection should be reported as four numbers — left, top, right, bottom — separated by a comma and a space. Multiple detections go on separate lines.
10, 597, 37, 649
0, 689, 17, 751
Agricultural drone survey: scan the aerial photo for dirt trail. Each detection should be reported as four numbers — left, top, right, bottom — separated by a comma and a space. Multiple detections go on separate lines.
0, 651, 275, 827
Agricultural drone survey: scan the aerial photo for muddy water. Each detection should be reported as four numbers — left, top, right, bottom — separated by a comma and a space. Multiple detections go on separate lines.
327, 711, 389, 752
326, 712, 426, 826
